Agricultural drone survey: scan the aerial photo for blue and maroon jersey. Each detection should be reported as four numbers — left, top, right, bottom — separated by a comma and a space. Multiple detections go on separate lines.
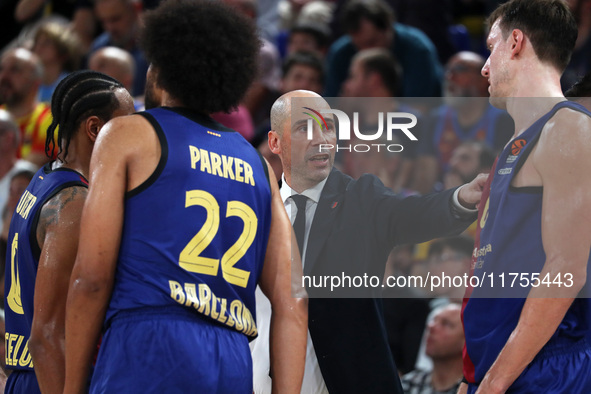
462, 101, 591, 386
4, 164, 87, 372
105, 107, 271, 339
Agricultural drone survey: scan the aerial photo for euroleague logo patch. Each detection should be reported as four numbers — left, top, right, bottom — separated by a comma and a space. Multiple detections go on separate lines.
511, 139, 527, 156
506, 138, 527, 164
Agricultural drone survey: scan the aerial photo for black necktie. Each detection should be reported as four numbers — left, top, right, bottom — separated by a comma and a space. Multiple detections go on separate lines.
291, 194, 308, 257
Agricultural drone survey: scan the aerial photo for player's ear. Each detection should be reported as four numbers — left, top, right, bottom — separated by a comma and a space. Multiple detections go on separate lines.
268, 130, 281, 155
510, 29, 524, 59
85, 115, 103, 142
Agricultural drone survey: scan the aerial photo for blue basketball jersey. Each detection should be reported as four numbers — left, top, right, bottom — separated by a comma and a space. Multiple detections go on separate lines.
105, 107, 271, 339
462, 101, 591, 386
4, 164, 88, 373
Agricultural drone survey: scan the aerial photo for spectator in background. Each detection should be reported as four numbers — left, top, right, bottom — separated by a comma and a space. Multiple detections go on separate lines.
390, 0, 457, 64
0, 110, 38, 236
425, 236, 473, 303
561, 0, 591, 92
402, 303, 464, 394
32, 21, 83, 102
281, 51, 324, 95
90, 0, 148, 96
215, 0, 282, 139
341, 48, 416, 193
442, 141, 495, 190
0, 48, 53, 167
566, 71, 591, 112
251, 50, 325, 180
88, 46, 142, 108
412, 51, 512, 194
325, 0, 442, 97
287, 23, 330, 58
382, 244, 431, 375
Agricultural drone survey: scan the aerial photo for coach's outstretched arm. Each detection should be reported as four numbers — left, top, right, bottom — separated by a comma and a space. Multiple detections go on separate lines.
259, 160, 308, 394
475, 111, 591, 394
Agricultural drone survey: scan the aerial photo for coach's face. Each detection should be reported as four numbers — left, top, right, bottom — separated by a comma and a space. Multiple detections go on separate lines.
271, 94, 336, 193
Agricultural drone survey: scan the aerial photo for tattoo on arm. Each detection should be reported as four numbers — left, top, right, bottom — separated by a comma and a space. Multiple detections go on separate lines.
37, 186, 88, 248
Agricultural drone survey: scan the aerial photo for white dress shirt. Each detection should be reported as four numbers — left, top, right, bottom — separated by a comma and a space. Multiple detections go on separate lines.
250, 175, 329, 394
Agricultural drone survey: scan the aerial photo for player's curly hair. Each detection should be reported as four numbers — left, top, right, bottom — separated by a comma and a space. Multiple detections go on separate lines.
46, 70, 124, 162
141, 0, 260, 114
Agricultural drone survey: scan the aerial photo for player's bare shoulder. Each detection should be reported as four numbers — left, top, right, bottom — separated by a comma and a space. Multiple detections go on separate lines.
535, 104, 591, 176
37, 185, 88, 248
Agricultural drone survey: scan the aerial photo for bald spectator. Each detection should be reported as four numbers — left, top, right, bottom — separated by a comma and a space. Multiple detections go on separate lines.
90, 0, 148, 96
0, 48, 53, 167
402, 303, 464, 394
88, 46, 135, 94
412, 51, 513, 194
325, 0, 442, 97
566, 71, 591, 111
0, 110, 38, 235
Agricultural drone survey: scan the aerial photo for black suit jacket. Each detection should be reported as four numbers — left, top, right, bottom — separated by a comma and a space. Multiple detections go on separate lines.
303, 169, 474, 393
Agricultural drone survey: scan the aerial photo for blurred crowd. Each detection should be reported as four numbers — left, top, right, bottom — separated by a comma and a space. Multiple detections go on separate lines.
1, 0, 590, 392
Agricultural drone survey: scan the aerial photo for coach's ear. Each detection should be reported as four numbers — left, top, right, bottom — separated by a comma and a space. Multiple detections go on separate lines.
510, 28, 524, 59
85, 115, 103, 142
268, 130, 281, 155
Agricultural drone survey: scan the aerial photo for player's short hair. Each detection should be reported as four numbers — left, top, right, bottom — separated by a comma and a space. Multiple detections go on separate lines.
141, 0, 260, 114
46, 70, 124, 162
486, 0, 577, 72
341, 0, 395, 34
282, 51, 325, 85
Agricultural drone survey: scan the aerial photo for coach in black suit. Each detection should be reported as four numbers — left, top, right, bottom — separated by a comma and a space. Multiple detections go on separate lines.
252, 90, 485, 393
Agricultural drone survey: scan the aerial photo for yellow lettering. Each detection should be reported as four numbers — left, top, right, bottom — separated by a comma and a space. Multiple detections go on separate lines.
210, 293, 220, 320
243, 162, 255, 186
200, 149, 212, 174
242, 306, 256, 336
222, 155, 235, 180
5, 333, 11, 366
235, 158, 244, 183
210, 152, 223, 177
217, 298, 228, 324
198, 284, 211, 316
15, 191, 30, 215
169, 280, 186, 305
18, 340, 31, 367
230, 300, 244, 332
10, 334, 20, 367
22, 195, 36, 219
184, 283, 199, 309
189, 145, 200, 169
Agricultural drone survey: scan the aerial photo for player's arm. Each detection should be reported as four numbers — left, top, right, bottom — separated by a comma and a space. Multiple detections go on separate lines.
258, 159, 308, 394
29, 186, 87, 394
476, 111, 591, 393
63, 117, 135, 394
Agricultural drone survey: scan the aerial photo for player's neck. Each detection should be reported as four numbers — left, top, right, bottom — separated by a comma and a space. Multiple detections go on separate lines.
55, 142, 91, 179
505, 68, 564, 136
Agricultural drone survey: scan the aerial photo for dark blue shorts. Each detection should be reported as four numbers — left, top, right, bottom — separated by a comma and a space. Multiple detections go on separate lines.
468, 341, 591, 393
5, 370, 41, 394
90, 307, 253, 394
